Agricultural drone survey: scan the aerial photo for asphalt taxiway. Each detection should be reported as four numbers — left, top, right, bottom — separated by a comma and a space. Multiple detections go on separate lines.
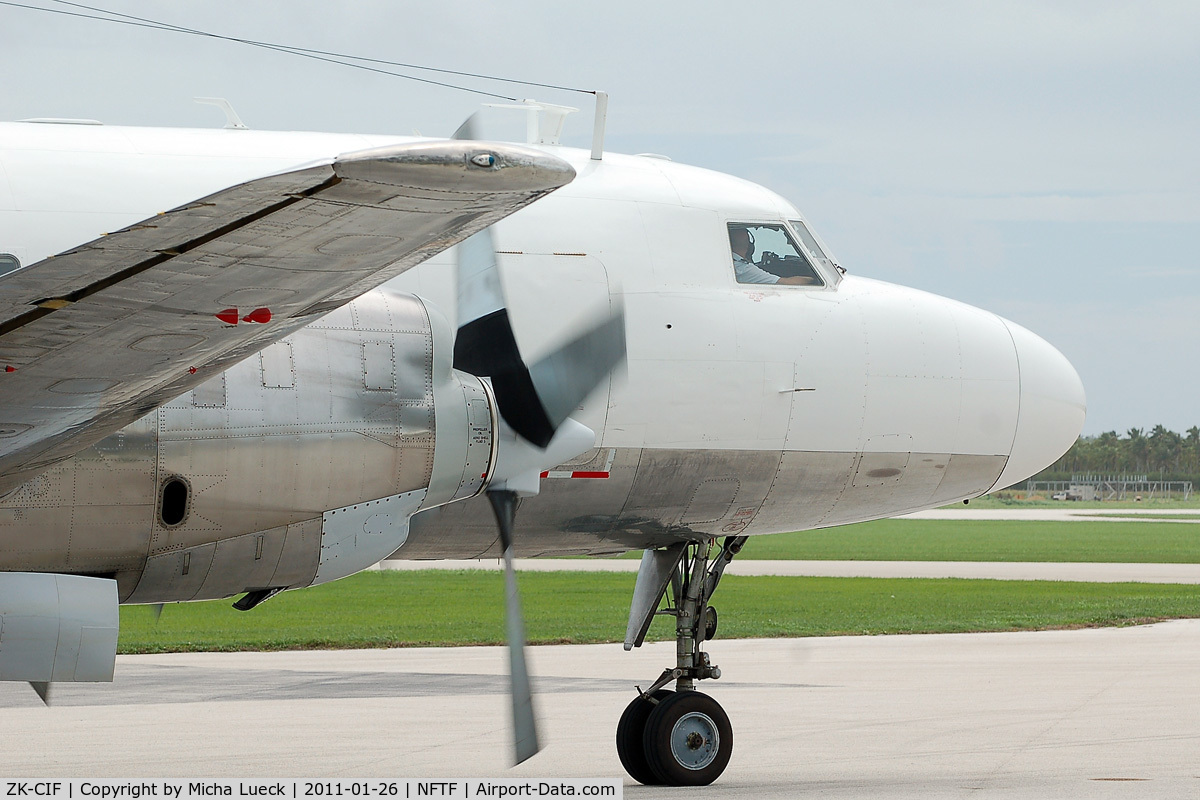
379, 558, 1200, 583
4, 621, 1200, 798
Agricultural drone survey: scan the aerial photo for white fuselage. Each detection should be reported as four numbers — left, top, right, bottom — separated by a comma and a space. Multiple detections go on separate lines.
0, 121, 1085, 601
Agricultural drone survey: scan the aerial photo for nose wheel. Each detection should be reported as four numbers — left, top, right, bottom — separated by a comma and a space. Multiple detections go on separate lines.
616, 536, 744, 785
615, 689, 673, 784
618, 689, 733, 786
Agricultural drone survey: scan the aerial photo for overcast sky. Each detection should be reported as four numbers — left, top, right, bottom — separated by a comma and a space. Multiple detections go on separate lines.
3, 0, 1198, 436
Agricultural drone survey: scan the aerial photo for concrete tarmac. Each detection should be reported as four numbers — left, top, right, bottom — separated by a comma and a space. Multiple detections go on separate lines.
902, 508, 1200, 522
380, 558, 1200, 583
4, 621, 1200, 798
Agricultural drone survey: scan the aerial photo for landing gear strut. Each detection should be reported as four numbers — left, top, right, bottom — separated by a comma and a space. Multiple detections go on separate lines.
616, 536, 745, 786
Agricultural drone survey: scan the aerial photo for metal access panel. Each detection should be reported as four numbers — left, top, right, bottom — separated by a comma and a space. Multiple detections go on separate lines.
0, 572, 118, 682
192, 373, 227, 407
259, 341, 296, 389
362, 341, 395, 391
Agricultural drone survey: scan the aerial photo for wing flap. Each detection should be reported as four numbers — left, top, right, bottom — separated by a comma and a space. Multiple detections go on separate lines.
0, 140, 574, 492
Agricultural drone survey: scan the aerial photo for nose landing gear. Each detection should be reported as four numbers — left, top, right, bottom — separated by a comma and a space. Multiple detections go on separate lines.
616, 536, 745, 786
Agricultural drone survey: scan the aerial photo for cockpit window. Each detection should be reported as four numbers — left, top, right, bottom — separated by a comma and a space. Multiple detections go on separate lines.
0, 254, 20, 277
727, 223, 823, 287
788, 219, 842, 275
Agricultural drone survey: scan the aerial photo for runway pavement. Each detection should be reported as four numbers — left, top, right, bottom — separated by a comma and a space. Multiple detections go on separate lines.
4, 622, 1200, 798
379, 558, 1200, 583
901, 507, 1200, 522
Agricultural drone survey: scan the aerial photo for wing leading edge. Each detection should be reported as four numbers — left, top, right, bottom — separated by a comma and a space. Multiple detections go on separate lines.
0, 139, 574, 494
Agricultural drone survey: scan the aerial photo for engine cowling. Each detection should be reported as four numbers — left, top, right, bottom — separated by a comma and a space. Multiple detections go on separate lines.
0, 572, 118, 682
306, 297, 501, 586
120, 289, 500, 601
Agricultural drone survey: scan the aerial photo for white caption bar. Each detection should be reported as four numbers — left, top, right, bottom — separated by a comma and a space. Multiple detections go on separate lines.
0, 782, 621, 800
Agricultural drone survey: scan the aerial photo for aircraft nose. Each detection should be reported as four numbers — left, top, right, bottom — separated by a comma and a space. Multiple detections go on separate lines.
991, 320, 1087, 491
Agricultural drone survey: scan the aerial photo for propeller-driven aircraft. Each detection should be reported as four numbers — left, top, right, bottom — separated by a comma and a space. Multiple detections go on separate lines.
0, 103, 1085, 785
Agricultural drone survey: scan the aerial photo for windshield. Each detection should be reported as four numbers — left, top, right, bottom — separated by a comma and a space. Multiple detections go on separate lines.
727, 223, 824, 287
789, 219, 841, 277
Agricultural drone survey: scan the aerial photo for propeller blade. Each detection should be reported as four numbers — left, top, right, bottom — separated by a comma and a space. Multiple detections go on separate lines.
448, 108, 625, 766
487, 489, 540, 764
453, 229, 558, 447
449, 109, 625, 449
454, 234, 625, 448
455, 228, 507, 332
455, 312, 554, 448
526, 308, 625, 431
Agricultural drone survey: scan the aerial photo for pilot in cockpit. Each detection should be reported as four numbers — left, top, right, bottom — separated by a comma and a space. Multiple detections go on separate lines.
729, 226, 817, 286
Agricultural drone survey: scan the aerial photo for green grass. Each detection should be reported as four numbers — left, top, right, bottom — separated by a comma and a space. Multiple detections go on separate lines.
119, 570, 1200, 654
733, 519, 1200, 563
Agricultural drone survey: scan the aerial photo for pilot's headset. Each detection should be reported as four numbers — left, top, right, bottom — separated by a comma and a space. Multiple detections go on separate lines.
732, 226, 756, 258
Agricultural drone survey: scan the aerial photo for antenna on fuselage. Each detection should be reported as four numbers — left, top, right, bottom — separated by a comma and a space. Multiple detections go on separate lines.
483, 99, 577, 145
194, 97, 248, 130
480, 91, 609, 160
590, 91, 608, 161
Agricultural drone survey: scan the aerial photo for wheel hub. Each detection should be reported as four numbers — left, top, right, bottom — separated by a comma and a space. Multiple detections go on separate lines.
670, 711, 719, 770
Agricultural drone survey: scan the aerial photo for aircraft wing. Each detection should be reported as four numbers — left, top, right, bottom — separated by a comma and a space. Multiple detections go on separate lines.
0, 140, 573, 494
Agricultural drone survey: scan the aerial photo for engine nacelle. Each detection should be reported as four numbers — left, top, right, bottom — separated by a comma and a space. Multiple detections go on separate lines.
118, 289, 499, 601
0, 572, 118, 682
0, 288, 502, 607
306, 298, 499, 586
423, 302, 499, 510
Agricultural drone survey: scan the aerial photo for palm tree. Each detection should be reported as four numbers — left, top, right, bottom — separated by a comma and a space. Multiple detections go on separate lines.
1097, 430, 1120, 472
1126, 428, 1148, 473
1186, 427, 1200, 474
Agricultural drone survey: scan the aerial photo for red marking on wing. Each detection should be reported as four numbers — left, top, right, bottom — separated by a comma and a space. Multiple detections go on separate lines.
242, 307, 272, 324
215, 308, 239, 325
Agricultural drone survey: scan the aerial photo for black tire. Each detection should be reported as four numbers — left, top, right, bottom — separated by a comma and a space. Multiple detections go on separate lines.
615, 689, 673, 785
643, 690, 732, 786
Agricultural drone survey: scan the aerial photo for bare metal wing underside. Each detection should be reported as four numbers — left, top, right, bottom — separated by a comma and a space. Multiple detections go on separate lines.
0, 140, 574, 494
